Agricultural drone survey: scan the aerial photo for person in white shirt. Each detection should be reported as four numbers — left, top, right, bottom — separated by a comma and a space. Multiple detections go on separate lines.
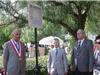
47, 38, 68, 75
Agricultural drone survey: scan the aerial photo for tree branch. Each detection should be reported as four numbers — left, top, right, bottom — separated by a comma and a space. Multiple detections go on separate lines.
69, 1, 79, 18
84, 2, 92, 14
43, 16, 76, 37
48, 1, 64, 6
0, 20, 16, 26
0, 1, 19, 15
0, 1, 23, 20
69, 1, 79, 8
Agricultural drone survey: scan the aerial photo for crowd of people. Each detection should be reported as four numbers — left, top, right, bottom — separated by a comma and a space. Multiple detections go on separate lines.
2, 28, 100, 75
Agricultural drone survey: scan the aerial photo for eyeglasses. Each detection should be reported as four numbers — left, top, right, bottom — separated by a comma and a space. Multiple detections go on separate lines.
96, 42, 100, 44
15, 33, 21, 36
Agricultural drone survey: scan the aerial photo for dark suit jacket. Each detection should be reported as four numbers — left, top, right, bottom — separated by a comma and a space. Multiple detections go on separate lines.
71, 39, 94, 72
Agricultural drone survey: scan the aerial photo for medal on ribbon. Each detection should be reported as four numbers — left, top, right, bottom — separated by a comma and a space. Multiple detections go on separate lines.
10, 39, 22, 60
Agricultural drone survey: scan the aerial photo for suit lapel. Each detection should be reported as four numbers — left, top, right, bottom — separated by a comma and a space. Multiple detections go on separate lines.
75, 41, 79, 50
76, 39, 87, 54
81, 39, 86, 47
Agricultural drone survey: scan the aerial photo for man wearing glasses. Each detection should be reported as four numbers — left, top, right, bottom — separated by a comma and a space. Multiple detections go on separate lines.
93, 35, 100, 75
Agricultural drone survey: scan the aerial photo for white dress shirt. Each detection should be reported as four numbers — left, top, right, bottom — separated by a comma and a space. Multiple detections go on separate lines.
78, 39, 85, 46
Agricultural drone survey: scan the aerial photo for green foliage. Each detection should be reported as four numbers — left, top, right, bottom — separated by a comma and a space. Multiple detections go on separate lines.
86, 2, 100, 34
0, 56, 2, 67
0, 25, 14, 49
42, 1, 93, 28
38, 21, 65, 40
0, 1, 100, 42
21, 21, 65, 43
0, 54, 72, 75
21, 27, 34, 43
26, 56, 48, 75
26, 55, 71, 75
0, 55, 48, 75
17, 0, 27, 9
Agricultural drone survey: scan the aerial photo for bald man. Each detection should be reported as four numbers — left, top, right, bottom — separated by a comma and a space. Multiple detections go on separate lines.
3, 29, 26, 75
71, 29, 94, 75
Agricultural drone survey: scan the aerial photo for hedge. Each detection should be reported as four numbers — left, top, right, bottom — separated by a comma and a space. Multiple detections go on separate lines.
26, 56, 48, 75
26, 55, 72, 75
0, 56, 48, 75
0, 55, 71, 75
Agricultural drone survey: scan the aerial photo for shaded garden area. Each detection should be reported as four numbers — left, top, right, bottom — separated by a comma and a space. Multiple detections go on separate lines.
0, 0, 100, 75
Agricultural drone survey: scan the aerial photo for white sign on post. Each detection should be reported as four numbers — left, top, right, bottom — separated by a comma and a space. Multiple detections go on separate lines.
28, 2, 42, 28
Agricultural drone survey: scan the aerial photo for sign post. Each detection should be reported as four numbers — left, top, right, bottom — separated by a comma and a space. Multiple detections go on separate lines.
28, 1, 42, 75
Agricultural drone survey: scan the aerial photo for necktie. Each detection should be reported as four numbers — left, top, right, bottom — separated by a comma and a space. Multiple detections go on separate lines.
77, 41, 81, 56
17, 43, 20, 52
55, 49, 59, 75
78, 40, 81, 47
13, 40, 20, 53
15, 42, 20, 52
56, 48, 58, 57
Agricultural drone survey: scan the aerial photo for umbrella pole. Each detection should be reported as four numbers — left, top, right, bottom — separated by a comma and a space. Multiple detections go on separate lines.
34, 28, 39, 75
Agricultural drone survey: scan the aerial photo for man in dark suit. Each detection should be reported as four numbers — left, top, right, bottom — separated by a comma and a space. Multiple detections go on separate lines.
71, 29, 94, 75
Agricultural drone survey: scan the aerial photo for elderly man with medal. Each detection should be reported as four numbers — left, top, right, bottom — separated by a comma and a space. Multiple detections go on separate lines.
3, 28, 26, 75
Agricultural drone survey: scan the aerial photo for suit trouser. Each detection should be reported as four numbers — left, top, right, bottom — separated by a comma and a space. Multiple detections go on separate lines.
51, 70, 64, 75
51, 73, 64, 75
72, 67, 92, 75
